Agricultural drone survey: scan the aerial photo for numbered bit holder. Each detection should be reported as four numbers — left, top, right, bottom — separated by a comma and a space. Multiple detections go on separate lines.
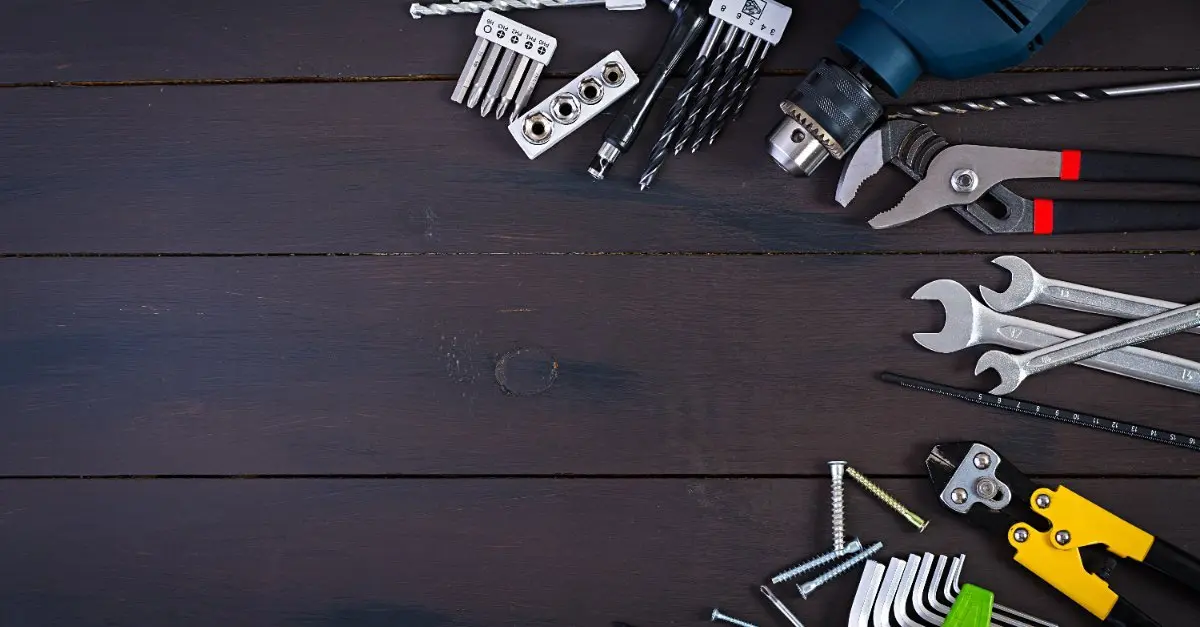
509, 52, 641, 159
676, 0, 792, 154
451, 10, 558, 122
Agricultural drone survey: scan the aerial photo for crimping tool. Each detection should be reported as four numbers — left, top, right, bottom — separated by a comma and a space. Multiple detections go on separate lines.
927, 442, 1200, 626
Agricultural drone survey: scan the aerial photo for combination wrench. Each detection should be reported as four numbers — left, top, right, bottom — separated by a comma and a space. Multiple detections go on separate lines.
981, 255, 1200, 335
975, 301, 1200, 394
912, 280, 1200, 394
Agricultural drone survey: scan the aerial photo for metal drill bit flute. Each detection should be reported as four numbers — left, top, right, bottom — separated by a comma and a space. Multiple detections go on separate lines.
706, 36, 764, 144
887, 76, 1200, 119
673, 21, 731, 155
690, 29, 751, 153
726, 39, 769, 122
637, 18, 725, 189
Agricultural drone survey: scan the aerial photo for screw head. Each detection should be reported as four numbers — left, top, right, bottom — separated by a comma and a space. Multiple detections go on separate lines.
843, 538, 863, 554
1013, 527, 1029, 543
974, 477, 999, 500
972, 452, 991, 469
1055, 530, 1071, 546
798, 582, 815, 599
1036, 494, 1051, 509
711, 609, 721, 622
950, 168, 979, 193
950, 487, 968, 504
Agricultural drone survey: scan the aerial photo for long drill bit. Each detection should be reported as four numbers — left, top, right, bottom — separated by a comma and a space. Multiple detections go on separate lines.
638, 21, 725, 189
887, 77, 1200, 119
689, 29, 751, 153
726, 40, 769, 122
410, 0, 603, 18
671, 21, 727, 155
674, 24, 735, 155
706, 35, 765, 145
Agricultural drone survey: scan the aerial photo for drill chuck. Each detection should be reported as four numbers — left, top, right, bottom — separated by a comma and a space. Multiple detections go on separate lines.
766, 59, 882, 177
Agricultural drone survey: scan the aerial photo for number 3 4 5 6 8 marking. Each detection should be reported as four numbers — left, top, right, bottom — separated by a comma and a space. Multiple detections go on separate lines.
717, 5, 778, 36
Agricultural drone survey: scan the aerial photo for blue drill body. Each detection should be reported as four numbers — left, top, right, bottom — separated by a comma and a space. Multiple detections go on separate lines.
842, 0, 1090, 96
766, 0, 1090, 177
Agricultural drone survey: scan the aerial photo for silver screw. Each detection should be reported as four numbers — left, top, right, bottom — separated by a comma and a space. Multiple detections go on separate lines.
770, 538, 863, 584
1013, 527, 1029, 543
1035, 494, 1051, 509
950, 487, 968, 504
973, 452, 991, 469
950, 168, 979, 193
711, 608, 759, 627
797, 541, 884, 599
975, 477, 999, 500
760, 585, 805, 627
845, 466, 929, 532
829, 460, 847, 552
1055, 530, 1072, 546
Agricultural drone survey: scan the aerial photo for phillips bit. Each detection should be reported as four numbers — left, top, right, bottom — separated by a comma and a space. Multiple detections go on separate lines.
497, 55, 531, 120
466, 42, 502, 109
690, 29, 750, 153
674, 24, 736, 155
481, 48, 518, 117
706, 35, 765, 144
637, 19, 725, 189
452, 38, 491, 104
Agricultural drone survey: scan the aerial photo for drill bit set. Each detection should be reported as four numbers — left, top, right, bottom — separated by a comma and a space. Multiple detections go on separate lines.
451, 11, 557, 121
637, 0, 792, 189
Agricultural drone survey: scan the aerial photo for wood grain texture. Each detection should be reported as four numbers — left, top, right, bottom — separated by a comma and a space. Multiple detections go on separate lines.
3, 254, 1199, 476
3, 71, 1200, 254
1, 0, 1198, 83
1, 478, 1198, 627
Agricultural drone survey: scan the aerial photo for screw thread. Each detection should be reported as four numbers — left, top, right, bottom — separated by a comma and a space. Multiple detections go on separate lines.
845, 466, 928, 531
829, 463, 845, 552
797, 541, 883, 598
770, 538, 861, 584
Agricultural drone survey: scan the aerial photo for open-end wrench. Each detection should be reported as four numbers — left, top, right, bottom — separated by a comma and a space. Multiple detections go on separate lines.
976, 300, 1200, 394
913, 280, 1200, 394
981, 255, 1200, 336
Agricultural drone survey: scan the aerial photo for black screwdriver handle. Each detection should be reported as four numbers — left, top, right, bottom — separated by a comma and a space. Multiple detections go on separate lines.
1030, 198, 1200, 234
603, 0, 708, 154
1105, 600, 1161, 627
1061, 150, 1200, 185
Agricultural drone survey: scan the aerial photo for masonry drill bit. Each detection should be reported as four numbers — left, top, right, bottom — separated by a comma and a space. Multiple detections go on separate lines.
637, 20, 724, 189
673, 23, 733, 155
481, 48, 518, 117
410, 0, 603, 18
706, 35, 765, 145
727, 40, 769, 122
690, 29, 750, 153
886, 76, 1200, 119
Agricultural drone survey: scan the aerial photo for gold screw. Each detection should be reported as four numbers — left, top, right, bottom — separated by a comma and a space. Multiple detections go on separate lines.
845, 466, 929, 532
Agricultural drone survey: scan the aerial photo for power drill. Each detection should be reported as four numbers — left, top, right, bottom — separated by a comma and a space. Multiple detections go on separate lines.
766, 0, 1089, 177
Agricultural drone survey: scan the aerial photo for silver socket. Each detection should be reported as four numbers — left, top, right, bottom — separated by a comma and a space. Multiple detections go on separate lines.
522, 112, 553, 144
601, 61, 626, 87
550, 93, 582, 125
577, 77, 604, 104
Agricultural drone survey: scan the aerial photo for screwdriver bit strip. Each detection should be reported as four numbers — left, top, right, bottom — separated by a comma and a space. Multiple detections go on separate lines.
451, 11, 557, 122
508, 52, 641, 159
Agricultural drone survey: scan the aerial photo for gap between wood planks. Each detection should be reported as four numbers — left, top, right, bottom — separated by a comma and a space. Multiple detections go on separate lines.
0, 472, 1193, 480
1, 251, 1197, 258
1, 65, 1197, 89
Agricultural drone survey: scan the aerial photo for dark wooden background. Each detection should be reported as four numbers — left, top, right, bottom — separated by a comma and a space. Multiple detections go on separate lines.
2, 1, 1200, 625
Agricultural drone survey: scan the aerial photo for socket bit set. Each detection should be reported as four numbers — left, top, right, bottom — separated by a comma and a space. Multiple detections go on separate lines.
451, 11, 557, 122
508, 52, 640, 159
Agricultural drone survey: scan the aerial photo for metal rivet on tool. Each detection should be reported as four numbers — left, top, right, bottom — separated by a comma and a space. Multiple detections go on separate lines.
1055, 530, 1071, 546
950, 168, 978, 193
950, 487, 968, 504
1035, 494, 1051, 509
1013, 528, 1029, 543
972, 452, 991, 469
974, 477, 998, 500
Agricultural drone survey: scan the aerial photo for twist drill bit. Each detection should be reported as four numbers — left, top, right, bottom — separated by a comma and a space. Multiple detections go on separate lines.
637, 21, 724, 190
728, 40, 769, 121
887, 77, 1200, 119
705, 35, 764, 145
671, 20, 726, 155
410, 0, 603, 18
690, 29, 750, 153
675, 24, 735, 155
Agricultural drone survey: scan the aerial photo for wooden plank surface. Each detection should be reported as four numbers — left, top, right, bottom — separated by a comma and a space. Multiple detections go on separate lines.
3, 254, 1199, 477
3, 71, 1200, 254
2, 0, 1198, 84
1, 478, 1198, 627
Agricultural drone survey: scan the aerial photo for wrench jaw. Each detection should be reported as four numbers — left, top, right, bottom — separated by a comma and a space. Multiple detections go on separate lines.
912, 280, 987, 353
974, 350, 1026, 395
980, 255, 1042, 312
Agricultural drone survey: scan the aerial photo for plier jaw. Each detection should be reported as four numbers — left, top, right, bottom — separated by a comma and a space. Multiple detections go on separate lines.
928, 442, 1200, 627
